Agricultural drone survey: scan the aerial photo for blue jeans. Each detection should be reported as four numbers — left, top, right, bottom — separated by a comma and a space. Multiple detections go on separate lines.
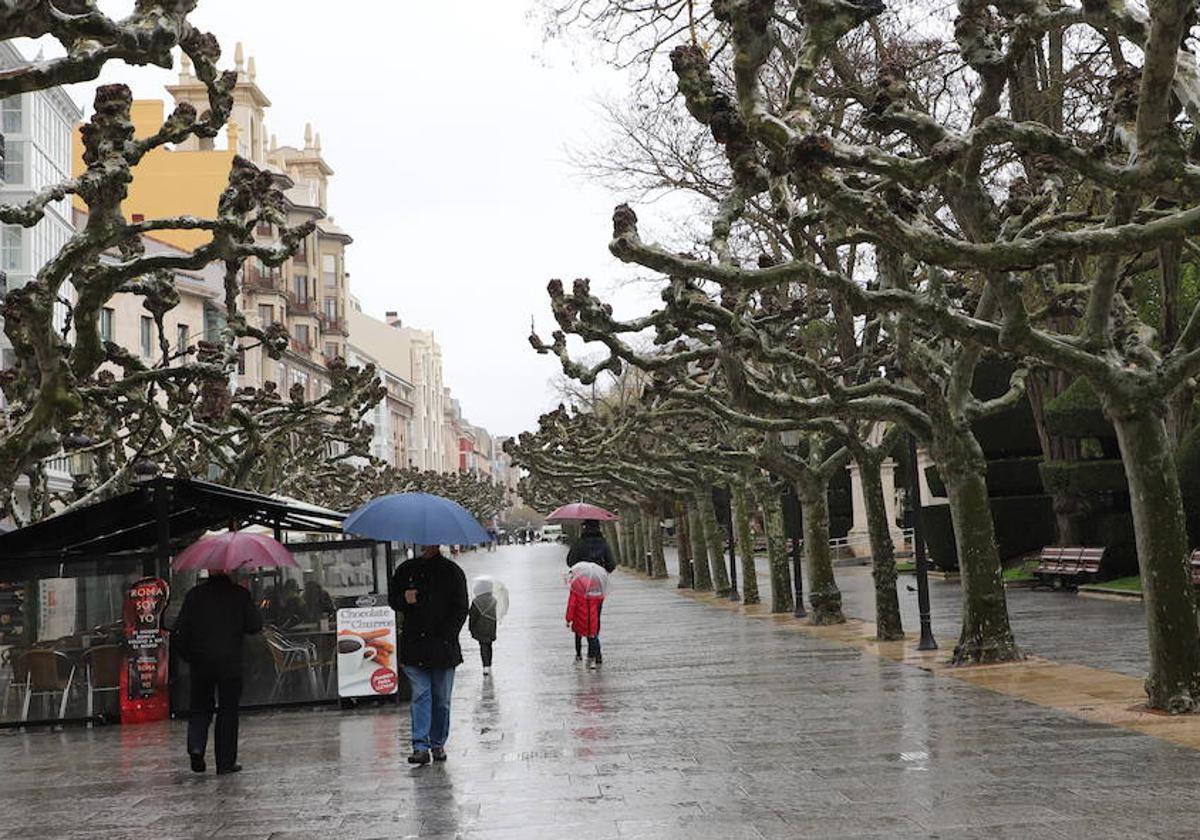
403, 665, 456, 751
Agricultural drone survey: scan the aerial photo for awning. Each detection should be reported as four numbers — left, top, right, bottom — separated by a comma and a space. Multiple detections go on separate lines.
0, 477, 347, 563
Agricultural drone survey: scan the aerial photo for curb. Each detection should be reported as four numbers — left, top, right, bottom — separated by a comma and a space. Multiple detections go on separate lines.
1078, 585, 1143, 602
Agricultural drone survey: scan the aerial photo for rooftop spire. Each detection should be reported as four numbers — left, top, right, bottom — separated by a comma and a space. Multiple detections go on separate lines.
234, 42, 244, 72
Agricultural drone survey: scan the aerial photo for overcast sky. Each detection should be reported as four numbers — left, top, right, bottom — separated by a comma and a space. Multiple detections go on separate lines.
59, 1, 661, 438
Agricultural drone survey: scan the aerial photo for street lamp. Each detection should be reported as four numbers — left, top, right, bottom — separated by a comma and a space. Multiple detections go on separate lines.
62, 431, 96, 497
721, 486, 739, 602
906, 432, 937, 650
778, 430, 806, 618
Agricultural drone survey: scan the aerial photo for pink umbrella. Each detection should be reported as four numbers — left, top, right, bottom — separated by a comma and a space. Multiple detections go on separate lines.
545, 502, 619, 522
172, 532, 299, 572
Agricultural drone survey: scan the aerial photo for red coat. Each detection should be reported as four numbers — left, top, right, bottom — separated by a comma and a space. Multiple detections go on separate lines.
566, 590, 603, 638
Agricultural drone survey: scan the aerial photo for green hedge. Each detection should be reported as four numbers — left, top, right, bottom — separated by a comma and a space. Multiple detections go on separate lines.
1044, 378, 1114, 439
925, 456, 1047, 500
919, 494, 1056, 571
1177, 425, 1200, 549
1083, 511, 1138, 578
1038, 459, 1128, 496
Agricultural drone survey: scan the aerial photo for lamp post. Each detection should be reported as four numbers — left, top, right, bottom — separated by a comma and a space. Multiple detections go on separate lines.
722, 487, 739, 602
906, 433, 937, 650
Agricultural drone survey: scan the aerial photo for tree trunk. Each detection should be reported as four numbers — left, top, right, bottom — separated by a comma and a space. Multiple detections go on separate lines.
647, 505, 667, 578
689, 504, 713, 591
797, 477, 844, 625
603, 521, 623, 567
675, 500, 695, 589
859, 456, 904, 640
619, 510, 635, 567
760, 488, 794, 613
935, 428, 1021, 664
733, 486, 760, 605
632, 508, 646, 574
698, 490, 732, 595
1111, 409, 1200, 712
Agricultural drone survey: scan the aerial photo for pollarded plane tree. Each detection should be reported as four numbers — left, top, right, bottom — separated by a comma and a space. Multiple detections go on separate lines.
0, 3, 326, 521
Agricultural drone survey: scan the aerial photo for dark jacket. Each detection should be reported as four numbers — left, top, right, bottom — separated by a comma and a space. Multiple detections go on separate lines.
468, 593, 498, 642
389, 553, 469, 669
173, 575, 263, 676
567, 532, 616, 573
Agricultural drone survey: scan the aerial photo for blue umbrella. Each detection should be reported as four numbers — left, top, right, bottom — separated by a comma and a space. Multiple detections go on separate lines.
342, 493, 491, 545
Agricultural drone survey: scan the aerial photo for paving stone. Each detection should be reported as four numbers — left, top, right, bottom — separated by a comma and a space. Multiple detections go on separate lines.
1, 543, 1197, 838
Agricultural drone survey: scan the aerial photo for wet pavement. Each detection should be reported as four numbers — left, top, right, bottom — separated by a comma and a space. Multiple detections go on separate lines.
2, 542, 1198, 839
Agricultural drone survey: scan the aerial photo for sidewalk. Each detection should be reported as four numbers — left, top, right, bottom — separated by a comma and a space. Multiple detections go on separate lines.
0, 543, 1195, 839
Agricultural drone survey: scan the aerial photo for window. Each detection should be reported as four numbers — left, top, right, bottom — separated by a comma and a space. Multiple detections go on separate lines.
237, 348, 246, 376
1, 225, 21, 272
322, 253, 337, 288
294, 236, 307, 261
176, 324, 189, 352
3, 141, 23, 184
293, 274, 308, 302
324, 342, 338, 359
140, 316, 154, 357
2, 96, 22, 133
323, 298, 337, 319
295, 324, 310, 346
99, 307, 114, 342
258, 304, 273, 325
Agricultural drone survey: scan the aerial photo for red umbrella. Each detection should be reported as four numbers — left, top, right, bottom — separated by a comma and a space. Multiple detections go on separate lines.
172, 532, 299, 572
545, 502, 618, 522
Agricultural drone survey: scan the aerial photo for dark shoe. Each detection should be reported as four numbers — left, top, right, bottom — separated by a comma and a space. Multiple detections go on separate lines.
594, 657, 603, 666
215, 764, 241, 775
431, 747, 447, 762
407, 749, 431, 765
189, 753, 206, 773
575, 654, 582, 662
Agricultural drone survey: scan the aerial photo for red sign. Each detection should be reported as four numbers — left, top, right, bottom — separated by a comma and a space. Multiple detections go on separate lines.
369, 667, 398, 694
119, 577, 170, 724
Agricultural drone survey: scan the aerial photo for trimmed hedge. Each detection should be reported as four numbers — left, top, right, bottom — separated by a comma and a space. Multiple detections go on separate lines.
1038, 459, 1128, 496
1177, 424, 1200, 549
925, 456, 1047, 500
1044, 378, 1115, 439
920, 494, 1056, 571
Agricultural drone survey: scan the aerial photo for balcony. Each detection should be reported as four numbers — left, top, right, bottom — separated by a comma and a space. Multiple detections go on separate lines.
243, 265, 284, 293
289, 336, 313, 356
318, 313, 349, 335
285, 290, 316, 316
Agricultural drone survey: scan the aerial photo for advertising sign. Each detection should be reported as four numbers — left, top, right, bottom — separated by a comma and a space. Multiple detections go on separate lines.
336, 594, 397, 698
0, 581, 27, 645
37, 578, 76, 641
120, 577, 170, 724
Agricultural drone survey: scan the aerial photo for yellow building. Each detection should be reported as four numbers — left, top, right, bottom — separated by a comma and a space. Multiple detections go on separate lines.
72, 44, 352, 400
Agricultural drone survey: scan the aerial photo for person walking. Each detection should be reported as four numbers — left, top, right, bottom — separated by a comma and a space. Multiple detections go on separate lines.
468, 579, 502, 675
389, 544, 469, 766
566, 562, 607, 668
565, 520, 615, 660
172, 571, 263, 775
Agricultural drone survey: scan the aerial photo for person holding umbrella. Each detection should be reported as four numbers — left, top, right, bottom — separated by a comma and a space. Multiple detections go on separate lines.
171, 532, 286, 775
566, 561, 609, 668
468, 576, 509, 675
389, 545, 469, 765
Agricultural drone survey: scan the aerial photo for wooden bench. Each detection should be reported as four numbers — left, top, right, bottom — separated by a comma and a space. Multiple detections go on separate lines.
1032, 546, 1104, 590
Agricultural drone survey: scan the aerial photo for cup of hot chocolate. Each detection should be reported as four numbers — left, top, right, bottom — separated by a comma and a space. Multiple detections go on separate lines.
336, 635, 377, 675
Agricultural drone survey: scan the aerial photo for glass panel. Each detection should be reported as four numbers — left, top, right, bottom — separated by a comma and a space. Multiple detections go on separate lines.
2, 97, 22, 133
100, 308, 113, 342
3, 140, 23, 184
140, 316, 153, 357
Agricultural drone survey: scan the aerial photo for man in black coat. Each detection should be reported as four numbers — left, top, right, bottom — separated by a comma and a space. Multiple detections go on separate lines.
173, 571, 263, 775
566, 520, 616, 573
389, 545, 469, 765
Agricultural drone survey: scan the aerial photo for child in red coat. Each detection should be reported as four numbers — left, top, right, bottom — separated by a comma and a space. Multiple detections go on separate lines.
566, 563, 606, 668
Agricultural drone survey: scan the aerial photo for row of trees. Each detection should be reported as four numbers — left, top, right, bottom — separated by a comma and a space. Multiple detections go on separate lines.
0, 4, 506, 526
519, 0, 1200, 712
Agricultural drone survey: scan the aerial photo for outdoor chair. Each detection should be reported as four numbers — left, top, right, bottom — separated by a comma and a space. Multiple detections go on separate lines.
262, 627, 321, 701
82, 644, 122, 721
20, 649, 76, 721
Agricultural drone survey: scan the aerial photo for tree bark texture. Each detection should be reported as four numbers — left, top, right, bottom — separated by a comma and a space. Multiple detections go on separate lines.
760, 489, 794, 613
698, 490, 732, 595
689, 503, 714, 591
648, 505, 667, 578
1111, 409, 1200, 712
603, 521, 623, 567
935, 429, 1021, 664
733, 485, 760, 605
675, 499, 695, 588
859, 456, 904, 640
797, 477, 845, 625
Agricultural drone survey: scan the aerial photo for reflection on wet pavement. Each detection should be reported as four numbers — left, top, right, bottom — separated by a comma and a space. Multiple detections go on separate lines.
0, 542, 1197, 839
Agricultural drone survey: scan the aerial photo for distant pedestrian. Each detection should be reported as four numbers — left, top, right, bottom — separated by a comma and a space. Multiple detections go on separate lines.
468, 576, 509, 675
565, 521, 614, 660
566, 561, 608, 669
173, 571, 263, 775
389, 544, 469, 766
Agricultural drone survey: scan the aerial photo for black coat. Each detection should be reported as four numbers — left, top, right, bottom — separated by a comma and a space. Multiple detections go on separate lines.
173, 576, 263, 677
468, 593, 498, 642
567, 533, 616, 573
389, 553, 469, 669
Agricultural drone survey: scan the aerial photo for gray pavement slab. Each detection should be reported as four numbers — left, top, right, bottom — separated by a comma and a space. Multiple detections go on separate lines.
0, 542, 1197, 838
